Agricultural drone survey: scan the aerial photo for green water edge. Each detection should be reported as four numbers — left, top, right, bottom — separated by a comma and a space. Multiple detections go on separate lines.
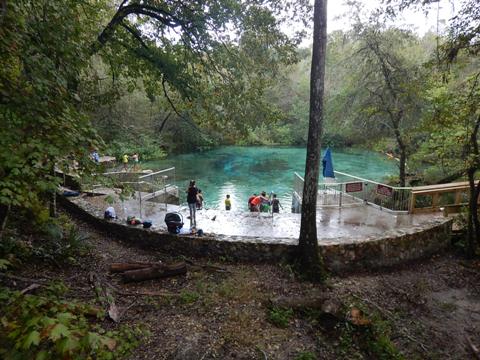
142, 146, 398, 211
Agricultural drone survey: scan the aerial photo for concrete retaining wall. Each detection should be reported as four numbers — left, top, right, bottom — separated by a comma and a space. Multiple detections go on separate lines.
60, 195, 452, 273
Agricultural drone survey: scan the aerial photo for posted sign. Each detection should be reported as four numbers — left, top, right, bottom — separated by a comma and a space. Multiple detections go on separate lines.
376, 184, 393, 197
346, 182, 363, 193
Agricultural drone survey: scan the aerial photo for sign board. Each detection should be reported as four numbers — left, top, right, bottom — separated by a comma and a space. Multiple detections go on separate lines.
346, 182, 363, 193
376, 184, 393, 197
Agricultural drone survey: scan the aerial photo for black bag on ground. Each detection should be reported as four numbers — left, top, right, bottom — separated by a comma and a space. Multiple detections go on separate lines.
165, 212, 183, 234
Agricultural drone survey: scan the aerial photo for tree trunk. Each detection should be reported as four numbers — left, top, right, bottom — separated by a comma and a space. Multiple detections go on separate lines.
399, 145, 406, 187
157, 112, 172, 135
393, 118, 406, 187
49, 164, 57, 218
467, 115, 480, 256
297, 0, 328, 282
474, 180, 480, 248
0, 204, 10, 240
467, 168, 477, 257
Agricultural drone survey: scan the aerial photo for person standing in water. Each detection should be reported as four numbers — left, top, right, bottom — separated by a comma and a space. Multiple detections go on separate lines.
247, 193, 257, 212
186, 180, 198, 228
196, 189, 204, 210
271, 194, 283, 213
225, 194, 231, 210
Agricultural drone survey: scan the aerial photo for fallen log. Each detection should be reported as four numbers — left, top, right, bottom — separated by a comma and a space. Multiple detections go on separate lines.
109, 262, 162, 273
122, 262, 187, 283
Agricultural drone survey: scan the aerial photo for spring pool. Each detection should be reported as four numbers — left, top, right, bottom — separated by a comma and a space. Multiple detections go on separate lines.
143, 146, 397, 210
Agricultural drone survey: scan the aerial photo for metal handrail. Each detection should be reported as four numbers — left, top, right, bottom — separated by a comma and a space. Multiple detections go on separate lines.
293, 171, 412, 213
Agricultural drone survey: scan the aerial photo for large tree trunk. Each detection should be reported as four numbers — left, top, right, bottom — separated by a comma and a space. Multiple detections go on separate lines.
467, 169, 477, 257
398, 145, 407, 187
49, 163, 57, 218
297, 0, 327, 281
0, 204, 10, 240
466, 116, 480, 257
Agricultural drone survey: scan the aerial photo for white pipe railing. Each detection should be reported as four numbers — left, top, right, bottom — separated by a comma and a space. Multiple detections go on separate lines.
293, 171, 412, 213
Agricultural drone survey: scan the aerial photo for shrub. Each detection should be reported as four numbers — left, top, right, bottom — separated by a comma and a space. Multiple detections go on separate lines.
267, 306, 293, 328
0, 283, 146, 360
179, 291, 200, 304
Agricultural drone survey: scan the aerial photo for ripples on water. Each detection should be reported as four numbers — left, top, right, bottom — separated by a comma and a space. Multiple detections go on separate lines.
143, 146, 397, 211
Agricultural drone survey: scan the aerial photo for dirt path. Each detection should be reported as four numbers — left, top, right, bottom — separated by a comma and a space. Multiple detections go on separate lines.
15, 217, 480, 359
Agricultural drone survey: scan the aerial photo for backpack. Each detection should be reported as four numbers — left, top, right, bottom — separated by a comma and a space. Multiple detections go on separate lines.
164, 212, 184, 234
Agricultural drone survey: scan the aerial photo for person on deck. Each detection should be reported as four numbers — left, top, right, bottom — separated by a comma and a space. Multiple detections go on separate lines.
225, 194, 231, 210
122, 154, 129, 171
132, 153, 139, 171
186, 180, 198, 228
91, 150, 100, 164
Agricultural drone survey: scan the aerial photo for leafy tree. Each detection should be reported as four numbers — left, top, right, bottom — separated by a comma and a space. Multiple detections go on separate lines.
0, 0, 104, 230
388, 0, 480, 252
92, 0, 311, 135
0, 0, 311, 229
297, 0, 327, 281
347, 24, 426, 186
422, 74, 480, 255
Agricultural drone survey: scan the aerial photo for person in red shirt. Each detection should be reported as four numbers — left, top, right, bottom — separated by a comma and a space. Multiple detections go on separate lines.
251, 192, 269, 212
247, 193, 257, 212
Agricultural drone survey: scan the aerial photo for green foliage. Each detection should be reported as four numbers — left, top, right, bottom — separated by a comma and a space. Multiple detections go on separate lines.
0, 284, 145, 360
0, 0, 104, 212
335, 308, 404, 360
106, 135, 167, 162
267, 306, 293, 328
0, 214, 89, 266
0, 259, 11, 271
179, 291, 200, 305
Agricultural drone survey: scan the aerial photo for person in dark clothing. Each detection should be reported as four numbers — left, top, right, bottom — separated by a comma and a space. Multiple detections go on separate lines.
186, 180, 198, 228
271, 194, 283, 213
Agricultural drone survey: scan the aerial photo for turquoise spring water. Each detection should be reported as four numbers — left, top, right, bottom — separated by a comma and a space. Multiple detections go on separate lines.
143, 146, 397, 210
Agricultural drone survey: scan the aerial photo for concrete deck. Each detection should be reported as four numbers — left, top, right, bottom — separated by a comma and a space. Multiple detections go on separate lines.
81, 193, 445, 246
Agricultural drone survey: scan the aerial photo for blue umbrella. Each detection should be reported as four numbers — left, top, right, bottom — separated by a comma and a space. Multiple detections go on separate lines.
322, 147, 335, 179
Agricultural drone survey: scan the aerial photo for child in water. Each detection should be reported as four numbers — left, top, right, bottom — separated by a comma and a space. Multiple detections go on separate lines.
225, 194, 231, 210
196, 189, 204, 210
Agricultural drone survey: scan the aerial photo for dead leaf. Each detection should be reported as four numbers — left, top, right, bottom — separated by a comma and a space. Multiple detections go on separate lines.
349, 307, 371, 326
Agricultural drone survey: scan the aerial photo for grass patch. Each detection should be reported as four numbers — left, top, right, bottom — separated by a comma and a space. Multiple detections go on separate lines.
179, 290, 200, 304
294, 351, 317, 360
267, 306, 294, 328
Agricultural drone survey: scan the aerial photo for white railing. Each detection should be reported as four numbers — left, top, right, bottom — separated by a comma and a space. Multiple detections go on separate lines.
292, 171, 412, 213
